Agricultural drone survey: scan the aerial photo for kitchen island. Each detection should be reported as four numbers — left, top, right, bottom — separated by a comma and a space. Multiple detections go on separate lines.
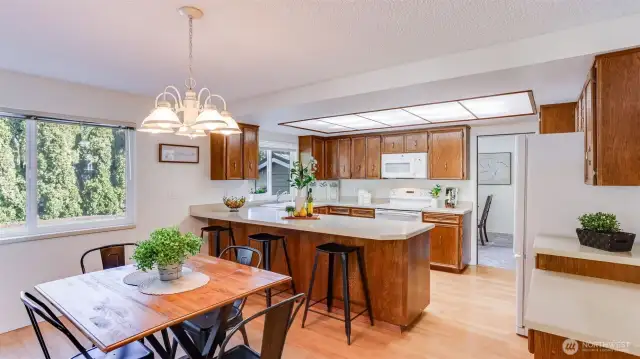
190, 205, 434, 330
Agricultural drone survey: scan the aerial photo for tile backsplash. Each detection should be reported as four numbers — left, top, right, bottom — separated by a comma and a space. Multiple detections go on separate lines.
339, 179, 473, 201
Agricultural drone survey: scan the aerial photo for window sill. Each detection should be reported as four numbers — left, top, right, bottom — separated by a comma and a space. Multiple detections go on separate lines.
0, 224, 136, 246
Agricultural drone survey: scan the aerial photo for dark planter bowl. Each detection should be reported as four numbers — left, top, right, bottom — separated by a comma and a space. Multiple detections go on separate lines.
576, 228, 636, 252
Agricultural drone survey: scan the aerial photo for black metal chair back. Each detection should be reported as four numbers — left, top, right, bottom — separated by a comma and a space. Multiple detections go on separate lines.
220, 245, 263, 314
218, 293, 305, 359
20, 291, 92, 359
80, 243, 137, 274
480, 195, 493, 225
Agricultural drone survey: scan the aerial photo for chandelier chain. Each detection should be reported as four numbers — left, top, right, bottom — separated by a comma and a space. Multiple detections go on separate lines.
188, 16, 194, 89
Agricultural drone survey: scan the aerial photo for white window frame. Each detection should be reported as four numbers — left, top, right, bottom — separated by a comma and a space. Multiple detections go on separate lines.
0, 115, 136, 243
253, 144, 297, 201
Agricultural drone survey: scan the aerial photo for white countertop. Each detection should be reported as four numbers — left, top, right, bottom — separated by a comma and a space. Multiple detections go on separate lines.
190, 206, 434, 240
525, 269, 640, 356
534, 234, 640, 266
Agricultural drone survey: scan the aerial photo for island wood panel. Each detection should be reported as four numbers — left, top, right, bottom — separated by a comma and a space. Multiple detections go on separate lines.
535, 253, 640, 284
350, 137, 367, 179
530, 330, 634, 358
366, 136, 381, 178
207, 219, 431, 328
34, 255, 290, 352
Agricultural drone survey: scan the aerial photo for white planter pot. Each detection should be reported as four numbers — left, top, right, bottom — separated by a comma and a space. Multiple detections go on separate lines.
431, 197, 443, 208
158, 263, 183, 281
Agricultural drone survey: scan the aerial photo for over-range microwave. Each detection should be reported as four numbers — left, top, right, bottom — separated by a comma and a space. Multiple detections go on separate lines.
381, 153, 428, 179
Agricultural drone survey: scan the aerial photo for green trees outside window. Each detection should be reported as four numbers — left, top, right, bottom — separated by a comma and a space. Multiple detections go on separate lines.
0, 117, 128, 230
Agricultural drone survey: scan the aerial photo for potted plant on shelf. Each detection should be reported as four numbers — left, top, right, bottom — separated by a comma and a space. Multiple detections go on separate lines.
132, 227, 203, 281
289, 157, 317, 212
429, 184, 442, 208
577, 212, 636, 252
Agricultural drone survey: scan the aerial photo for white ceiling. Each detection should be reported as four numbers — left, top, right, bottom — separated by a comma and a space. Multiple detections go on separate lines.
2, 0, 640, 102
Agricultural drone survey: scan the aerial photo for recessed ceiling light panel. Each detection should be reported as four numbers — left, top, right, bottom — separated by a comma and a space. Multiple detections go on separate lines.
404, 102, 475, 122
459, 92, 533, 118
287, 120, 351, 133
358, 109, 429, 126
321, 115, 389, 129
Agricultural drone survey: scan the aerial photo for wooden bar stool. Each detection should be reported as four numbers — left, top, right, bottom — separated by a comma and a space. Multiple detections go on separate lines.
248, 233, 297, 307
301, 242, 374, 345
201, 224, 236, 257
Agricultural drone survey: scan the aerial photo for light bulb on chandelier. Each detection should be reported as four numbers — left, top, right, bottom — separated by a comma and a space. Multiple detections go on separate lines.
138, 6, 241, 138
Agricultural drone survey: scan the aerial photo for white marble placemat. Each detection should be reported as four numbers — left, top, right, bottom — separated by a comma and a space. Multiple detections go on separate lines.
138, 271, 210, 295
123, 267, 193, 286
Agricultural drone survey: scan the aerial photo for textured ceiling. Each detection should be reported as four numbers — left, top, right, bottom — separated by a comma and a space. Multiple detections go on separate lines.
2, 0, 640, 101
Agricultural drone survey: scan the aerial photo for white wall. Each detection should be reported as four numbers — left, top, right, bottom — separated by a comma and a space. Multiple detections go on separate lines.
0, 69, 296, 333
478, 135, 517, 235
340, 179, 472, 201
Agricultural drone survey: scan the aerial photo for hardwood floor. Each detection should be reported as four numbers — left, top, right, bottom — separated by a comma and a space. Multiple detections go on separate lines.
0, 266, 530, 359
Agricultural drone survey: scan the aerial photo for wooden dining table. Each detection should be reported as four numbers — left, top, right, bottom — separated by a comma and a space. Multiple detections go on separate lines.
35, 254, 291, 359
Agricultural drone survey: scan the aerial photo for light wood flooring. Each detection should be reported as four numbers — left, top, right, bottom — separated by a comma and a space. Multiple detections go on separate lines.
0, 266, 530, 359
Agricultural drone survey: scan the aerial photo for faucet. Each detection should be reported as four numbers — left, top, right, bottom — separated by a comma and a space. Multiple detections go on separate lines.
276, 190, 289, 203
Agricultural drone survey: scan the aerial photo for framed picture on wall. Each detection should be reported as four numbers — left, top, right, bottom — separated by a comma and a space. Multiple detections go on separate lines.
159, 144, 199, 164
478, 152, 511, 185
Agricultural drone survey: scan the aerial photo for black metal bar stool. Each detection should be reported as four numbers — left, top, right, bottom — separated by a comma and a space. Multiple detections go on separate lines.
301, 242, 374, 345
201, 224, 236, 257
248, 233, 297, 307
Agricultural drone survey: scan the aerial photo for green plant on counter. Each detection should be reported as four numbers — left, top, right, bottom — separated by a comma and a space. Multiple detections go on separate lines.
285, 205, 295, 216
578, 212, 620, 233
132, 226, 202, 271
429, 184, 442, 198
289, 157, 317, 190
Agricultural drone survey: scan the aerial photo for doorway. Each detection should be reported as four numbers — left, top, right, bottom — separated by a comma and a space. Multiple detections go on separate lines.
476, 134, 520, 270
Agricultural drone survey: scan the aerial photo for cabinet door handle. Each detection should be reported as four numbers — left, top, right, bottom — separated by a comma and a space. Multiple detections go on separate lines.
444, 162, 448, 170
233, 162, 237, 169
414, 140, 418, 146
249, 162, 253, 170
391, 143, 395, 148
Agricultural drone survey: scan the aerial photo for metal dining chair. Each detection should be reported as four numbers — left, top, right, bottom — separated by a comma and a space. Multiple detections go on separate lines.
217, 293, 305, 359
478, 195, 493, 246
80, 243, 137, 273
170, 245, 262, 358
20, 291, 153, 359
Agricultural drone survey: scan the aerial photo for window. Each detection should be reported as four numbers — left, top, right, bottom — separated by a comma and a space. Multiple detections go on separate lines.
253, 145, 297, 197
0, 113, 135, 240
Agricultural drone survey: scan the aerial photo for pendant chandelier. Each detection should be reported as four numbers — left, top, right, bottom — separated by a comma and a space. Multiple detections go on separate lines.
138, 6, 240, 138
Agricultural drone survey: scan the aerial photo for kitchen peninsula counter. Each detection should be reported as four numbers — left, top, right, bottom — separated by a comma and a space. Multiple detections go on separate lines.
190, 205, 434, 330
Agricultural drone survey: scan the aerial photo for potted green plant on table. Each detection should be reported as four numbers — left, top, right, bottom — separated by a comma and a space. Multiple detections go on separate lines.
132, 227, 203, 281
577, 212, 636, 252
289, 157, 317, 212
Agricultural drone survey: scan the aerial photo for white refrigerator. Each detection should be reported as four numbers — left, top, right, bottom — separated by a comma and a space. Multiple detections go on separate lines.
513, 132, 640, 335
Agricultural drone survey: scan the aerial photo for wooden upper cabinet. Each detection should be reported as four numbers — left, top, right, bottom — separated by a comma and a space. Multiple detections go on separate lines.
299, 136, 325, 180
539, 103, 577, 134
242, 126, 259, 180
210, 123, 259, 180
428, 127, 469, 180
338, 138, 351, 179
350, 137, 366, 179
592, 49, 640, 186
584, 74, 596, 185
382, 135, 404, 153
325, 139, 339, 179
366, 136, 381, 179
225, 132, 243, 179
404, 132, 428, 152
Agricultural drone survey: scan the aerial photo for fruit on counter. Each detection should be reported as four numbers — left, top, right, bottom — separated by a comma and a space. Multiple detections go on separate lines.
299, 207, 308, 217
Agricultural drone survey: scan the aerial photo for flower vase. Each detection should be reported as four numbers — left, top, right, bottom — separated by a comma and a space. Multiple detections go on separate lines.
295, 191, 307, 212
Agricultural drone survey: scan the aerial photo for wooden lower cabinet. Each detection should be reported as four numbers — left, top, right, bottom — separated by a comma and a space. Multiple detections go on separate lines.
422, 212, 469, 273
328, 206, 351, 216
314, 206, 328, 215
317, 206, 375, 218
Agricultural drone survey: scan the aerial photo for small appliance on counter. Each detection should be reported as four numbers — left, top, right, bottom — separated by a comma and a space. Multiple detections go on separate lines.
357, 189, 372, 206
374, 188, 432, 222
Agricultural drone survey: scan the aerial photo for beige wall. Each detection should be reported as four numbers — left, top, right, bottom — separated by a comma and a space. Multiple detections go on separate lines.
0, 69, 295, 333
